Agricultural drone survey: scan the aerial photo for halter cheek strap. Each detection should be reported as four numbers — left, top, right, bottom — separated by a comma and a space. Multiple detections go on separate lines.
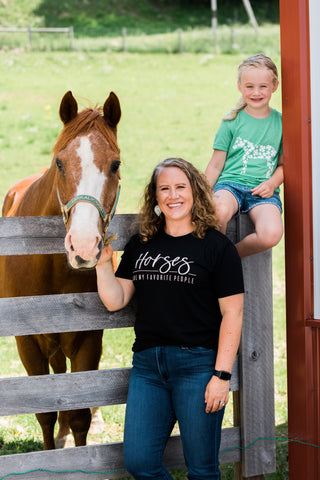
57, 184, 120, 246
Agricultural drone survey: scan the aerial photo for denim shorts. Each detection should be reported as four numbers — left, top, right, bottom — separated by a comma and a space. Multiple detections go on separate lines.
214, 181, 282, 215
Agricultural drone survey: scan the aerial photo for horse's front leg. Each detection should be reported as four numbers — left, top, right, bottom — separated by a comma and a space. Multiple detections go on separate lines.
49, 347, 74, 448
15, 335, 58, 450
64, 330, 103, 446
35, 412, 57, 450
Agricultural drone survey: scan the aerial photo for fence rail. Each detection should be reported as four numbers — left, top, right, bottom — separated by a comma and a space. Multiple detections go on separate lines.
0, 26, 74, 50
0, 25, 279, 54
0, 213, 275, 479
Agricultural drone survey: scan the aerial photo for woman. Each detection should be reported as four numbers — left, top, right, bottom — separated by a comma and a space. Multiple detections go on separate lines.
96, 157, 244, 480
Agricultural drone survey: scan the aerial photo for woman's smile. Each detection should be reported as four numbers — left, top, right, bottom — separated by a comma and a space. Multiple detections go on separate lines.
156, 166, 194, 235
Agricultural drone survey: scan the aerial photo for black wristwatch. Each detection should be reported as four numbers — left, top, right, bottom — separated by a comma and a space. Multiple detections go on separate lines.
213, 369, 232, 381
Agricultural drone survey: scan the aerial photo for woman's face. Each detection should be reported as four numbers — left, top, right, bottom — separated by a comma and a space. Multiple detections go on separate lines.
155, 166, 194, 224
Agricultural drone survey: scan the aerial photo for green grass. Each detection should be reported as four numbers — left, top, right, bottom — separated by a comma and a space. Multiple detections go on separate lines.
0, 42, 282, 211
0, 25, 287, 478
0, 23, 280, 55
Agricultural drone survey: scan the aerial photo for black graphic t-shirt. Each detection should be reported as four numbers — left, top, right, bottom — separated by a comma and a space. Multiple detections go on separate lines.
116, 228, 244, 352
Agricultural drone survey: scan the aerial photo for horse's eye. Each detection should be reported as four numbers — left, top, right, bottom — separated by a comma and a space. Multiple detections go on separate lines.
110, 160, 120, 174
56, 158, 64, 172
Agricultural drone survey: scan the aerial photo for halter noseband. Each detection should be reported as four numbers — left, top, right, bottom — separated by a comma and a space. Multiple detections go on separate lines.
57, 184, 120, 246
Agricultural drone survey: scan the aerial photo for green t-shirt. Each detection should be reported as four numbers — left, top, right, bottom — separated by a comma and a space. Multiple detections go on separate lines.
213, 108, 283, 190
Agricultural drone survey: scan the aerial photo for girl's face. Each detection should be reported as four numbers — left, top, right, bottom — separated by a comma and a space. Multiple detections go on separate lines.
238, 67, 278, 115
156, 166, 194, 226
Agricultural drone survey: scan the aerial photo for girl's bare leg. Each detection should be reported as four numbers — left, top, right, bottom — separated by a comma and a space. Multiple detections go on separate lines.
236, 204, 283, 258
213, 190, 239, 234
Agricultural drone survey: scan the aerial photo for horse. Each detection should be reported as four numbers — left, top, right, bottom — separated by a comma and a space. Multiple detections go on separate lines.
0, 90, 121, 450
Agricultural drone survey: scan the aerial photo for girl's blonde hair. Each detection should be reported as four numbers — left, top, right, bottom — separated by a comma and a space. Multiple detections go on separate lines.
223, 54, 279, 121
139, 157, 219, 243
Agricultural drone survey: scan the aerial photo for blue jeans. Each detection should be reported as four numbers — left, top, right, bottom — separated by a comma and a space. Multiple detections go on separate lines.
123, 346, 224, 480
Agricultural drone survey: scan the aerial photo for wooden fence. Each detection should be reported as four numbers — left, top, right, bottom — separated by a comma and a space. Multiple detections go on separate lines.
0, 27, 74, 50
0, 213, 275, 479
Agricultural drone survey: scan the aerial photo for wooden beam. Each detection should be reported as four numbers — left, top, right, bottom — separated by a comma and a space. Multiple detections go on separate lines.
0, 430, 241, 479
242, 0, 259, 33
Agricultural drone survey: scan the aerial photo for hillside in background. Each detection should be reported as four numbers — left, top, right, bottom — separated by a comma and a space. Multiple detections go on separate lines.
0, 0, 279, 36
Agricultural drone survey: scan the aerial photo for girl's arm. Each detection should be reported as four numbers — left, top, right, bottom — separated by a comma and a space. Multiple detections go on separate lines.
250, 154, 284, 198
205, 150, 228, 188
204, 292, 243, 413
96, 245, 135, 311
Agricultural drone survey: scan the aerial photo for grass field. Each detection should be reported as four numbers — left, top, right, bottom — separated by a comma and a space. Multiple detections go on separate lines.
0, 25, 288, 478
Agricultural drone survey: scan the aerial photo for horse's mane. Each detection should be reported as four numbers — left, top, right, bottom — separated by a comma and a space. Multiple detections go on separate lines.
52, 107, 120, 156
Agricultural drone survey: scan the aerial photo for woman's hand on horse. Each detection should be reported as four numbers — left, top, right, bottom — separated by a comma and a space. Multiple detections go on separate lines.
97, 244, 114, 265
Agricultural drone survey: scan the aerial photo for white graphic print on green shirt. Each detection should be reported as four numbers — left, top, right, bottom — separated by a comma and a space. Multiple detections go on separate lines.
213, 108, 282, 189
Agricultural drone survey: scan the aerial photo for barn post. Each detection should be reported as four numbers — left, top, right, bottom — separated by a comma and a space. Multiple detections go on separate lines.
279, 0, 320, 477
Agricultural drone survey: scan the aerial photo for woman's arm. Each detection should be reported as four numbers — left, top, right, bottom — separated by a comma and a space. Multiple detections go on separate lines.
96, 245, 135, 311
204, 150, 228, 188
204, 292, 243, 413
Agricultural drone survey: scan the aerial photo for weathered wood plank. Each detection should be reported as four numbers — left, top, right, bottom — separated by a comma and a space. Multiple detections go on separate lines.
0, 428, 241, 479
0, 369, 131, 415
0, 292, 135, 337
0, 213, 237, 254
0, 358, 239, 416
0, 214, 139, 255
0, 215, 64, 237
237, 215, 276, 477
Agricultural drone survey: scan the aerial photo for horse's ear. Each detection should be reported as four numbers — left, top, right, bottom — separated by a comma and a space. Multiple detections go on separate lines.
59, 91, 78, 124
103, 92, 121, 128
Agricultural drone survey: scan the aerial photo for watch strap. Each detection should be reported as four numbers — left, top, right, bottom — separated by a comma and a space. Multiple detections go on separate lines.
213, 369, 232, 381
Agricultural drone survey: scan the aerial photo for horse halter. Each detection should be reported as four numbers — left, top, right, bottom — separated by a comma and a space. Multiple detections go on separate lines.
57, 185, 120, 246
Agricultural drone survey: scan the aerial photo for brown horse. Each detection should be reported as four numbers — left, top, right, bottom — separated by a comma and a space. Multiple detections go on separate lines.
0, 90, 121, 449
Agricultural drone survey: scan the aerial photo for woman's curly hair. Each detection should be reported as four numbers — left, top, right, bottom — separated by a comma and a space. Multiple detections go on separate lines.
139, 157, 219, 243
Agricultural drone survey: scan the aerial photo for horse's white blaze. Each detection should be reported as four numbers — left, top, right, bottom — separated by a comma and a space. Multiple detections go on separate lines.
65, 135, 107, 268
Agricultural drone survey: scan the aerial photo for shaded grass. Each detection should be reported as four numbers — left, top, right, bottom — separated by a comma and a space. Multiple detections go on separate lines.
0, 0, 279, 37
0, 433, 43, 456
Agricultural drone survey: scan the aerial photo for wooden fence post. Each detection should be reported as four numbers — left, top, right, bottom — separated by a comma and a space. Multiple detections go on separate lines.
231, 215, 276, 478
69, 26, 74, 50
178, 28, 183, 53
231, 28, 235, 51
28, 26, 32, 50
122, 27, 127, 52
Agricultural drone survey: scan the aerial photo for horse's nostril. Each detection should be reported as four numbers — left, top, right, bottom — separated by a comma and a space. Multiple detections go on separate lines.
75, 255, 86, 265
70, 244, 75, 252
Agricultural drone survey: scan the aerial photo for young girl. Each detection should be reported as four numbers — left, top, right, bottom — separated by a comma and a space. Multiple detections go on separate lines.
205, 54, 283, 258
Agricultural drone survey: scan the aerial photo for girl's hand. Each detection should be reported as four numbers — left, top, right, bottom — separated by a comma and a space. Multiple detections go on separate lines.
97, 244, 114, 266
250, 180, 274, 198
204, 376, 230, 413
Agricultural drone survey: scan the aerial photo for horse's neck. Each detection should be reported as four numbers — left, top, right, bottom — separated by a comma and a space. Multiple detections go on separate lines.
14, 167, 59, 217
